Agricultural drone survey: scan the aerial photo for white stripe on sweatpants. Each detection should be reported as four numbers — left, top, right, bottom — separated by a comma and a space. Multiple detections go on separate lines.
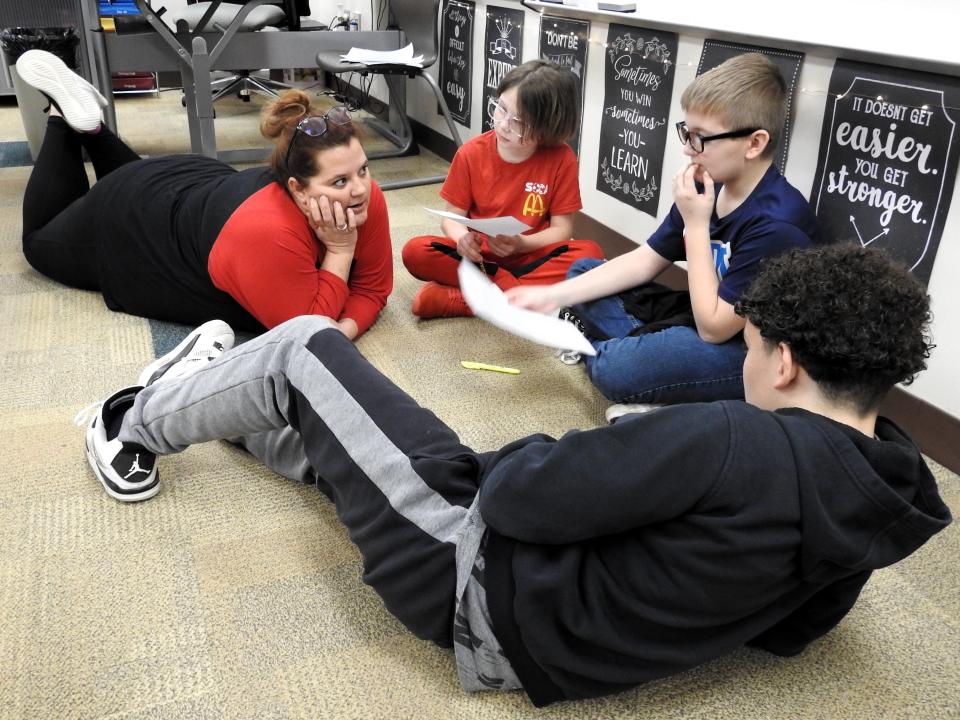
124, 316, 470, 544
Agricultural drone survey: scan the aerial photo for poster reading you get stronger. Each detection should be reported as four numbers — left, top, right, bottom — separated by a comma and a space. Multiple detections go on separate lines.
811, 59, 960, 286
595, 25, 678, 216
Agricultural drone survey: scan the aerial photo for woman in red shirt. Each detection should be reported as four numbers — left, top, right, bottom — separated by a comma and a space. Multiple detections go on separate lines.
19, 49, 392, 339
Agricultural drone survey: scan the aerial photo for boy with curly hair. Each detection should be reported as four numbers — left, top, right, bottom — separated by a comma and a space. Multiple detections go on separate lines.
82, 244, 950, 706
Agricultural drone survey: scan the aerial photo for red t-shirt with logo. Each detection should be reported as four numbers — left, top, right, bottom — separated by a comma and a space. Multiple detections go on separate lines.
439, 130, 582, 242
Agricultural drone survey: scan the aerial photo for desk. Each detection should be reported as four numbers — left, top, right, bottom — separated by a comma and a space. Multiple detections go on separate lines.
91, 0, 403, 162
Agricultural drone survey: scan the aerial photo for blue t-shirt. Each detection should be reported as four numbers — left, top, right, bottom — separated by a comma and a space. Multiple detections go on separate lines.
647, 165, 819, 305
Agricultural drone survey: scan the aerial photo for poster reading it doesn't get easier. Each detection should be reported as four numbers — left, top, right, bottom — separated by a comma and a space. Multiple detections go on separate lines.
810, 59, 960, 286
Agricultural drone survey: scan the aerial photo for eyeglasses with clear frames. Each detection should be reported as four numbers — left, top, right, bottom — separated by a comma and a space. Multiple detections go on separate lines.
675, 120, 760, 154
285, 106, 352, 168
489, 96, 527, 139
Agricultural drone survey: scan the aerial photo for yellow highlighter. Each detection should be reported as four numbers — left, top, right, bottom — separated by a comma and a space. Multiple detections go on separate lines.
460, 360, 520, 375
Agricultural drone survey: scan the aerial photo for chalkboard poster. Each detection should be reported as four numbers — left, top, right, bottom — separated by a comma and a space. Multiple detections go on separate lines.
482, 6, 524, 133
539, 15, 589, 157
595, 25, 678, 216
810, 59, 960, 285
440, 0, 475, 126
696, 40, 804, 174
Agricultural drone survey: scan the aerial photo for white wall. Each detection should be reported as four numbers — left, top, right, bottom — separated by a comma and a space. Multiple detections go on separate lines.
402, 1, 960, 419
307, 0, 378, 30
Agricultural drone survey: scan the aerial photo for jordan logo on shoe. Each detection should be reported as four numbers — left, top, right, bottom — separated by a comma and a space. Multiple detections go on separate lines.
124, 454, 150, 479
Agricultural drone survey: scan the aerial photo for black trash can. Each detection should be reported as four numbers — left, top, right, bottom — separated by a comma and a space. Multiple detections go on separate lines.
1, 27, 81, 161
1, 26, 79, 67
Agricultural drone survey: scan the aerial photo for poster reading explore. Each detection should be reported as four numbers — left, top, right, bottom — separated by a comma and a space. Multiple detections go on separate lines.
482, 5, 524, 133
810, 60, 960, 285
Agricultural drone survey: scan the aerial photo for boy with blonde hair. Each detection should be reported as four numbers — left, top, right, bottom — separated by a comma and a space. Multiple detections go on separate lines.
508, 53, 819, 420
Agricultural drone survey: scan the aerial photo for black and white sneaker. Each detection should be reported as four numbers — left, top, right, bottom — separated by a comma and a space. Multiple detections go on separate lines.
137, 319, 234, 387
15, 49, 108, 133
556, 307, 586, 365
557, 307, 587, 335
78, 386, 159, 502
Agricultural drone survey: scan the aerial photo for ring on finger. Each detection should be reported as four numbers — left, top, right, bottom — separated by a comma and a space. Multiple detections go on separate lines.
336, 222, 349, 231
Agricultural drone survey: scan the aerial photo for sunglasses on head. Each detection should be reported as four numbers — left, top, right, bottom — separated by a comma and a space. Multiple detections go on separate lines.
285, 106, 352, 168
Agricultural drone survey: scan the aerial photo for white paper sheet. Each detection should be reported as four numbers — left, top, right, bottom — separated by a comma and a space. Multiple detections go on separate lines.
424, 208, 529, 237
458, 260, 596, 356
340, 43, 424, 67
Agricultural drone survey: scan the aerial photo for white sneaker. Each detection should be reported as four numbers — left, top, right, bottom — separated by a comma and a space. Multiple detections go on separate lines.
15, 49, 108, 132
605, 402, 663, 424
137, 320, 235, 387
555, 348, 583, 365
77, 386, 160, 502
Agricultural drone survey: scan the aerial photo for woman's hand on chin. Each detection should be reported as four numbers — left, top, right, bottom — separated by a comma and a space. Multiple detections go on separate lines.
305, 195, 358, 255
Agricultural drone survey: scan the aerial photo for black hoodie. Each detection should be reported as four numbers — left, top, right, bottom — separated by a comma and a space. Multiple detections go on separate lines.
478, 401, 952, 706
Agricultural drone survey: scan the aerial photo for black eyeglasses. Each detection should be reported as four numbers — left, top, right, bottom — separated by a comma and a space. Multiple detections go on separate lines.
675, 121, 759, 153
285, 106, 352, 168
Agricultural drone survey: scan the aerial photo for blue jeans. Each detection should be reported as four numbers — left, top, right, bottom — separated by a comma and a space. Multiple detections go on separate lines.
568, 258, 745, 404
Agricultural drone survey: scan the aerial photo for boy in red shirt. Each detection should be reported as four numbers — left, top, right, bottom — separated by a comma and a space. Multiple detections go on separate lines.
402, 59, 603, 318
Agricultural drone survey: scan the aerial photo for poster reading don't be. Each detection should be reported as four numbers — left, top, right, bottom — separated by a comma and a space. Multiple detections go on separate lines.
810, 60, 960, 285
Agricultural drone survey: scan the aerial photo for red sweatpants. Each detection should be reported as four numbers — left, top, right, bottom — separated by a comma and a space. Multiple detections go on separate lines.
402, 235, 604, 291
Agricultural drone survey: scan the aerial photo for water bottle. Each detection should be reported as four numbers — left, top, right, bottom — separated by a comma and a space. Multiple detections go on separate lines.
348, 11, 360, 31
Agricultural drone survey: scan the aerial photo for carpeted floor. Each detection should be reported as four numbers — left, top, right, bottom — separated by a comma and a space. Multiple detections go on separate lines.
1, 89, 958, 720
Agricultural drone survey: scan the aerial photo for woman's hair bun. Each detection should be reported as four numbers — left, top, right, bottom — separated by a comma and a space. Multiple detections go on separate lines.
260, 89, 312, 138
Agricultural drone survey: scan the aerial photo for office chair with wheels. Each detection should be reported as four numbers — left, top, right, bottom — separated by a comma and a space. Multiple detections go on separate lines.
277, 0, 322, 30
315, 0, 462, 189
171, 0, 324, 103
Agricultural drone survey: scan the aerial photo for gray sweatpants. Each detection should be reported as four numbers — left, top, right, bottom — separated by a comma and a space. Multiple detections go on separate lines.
119, 316, 520, 691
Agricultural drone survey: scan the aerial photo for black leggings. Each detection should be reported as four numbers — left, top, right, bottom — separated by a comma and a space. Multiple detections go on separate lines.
21, 117, 141, 290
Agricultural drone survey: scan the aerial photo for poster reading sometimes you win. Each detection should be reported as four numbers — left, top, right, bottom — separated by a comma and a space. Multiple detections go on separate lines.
595, 25, 678, 216
810, 59, 960, 285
